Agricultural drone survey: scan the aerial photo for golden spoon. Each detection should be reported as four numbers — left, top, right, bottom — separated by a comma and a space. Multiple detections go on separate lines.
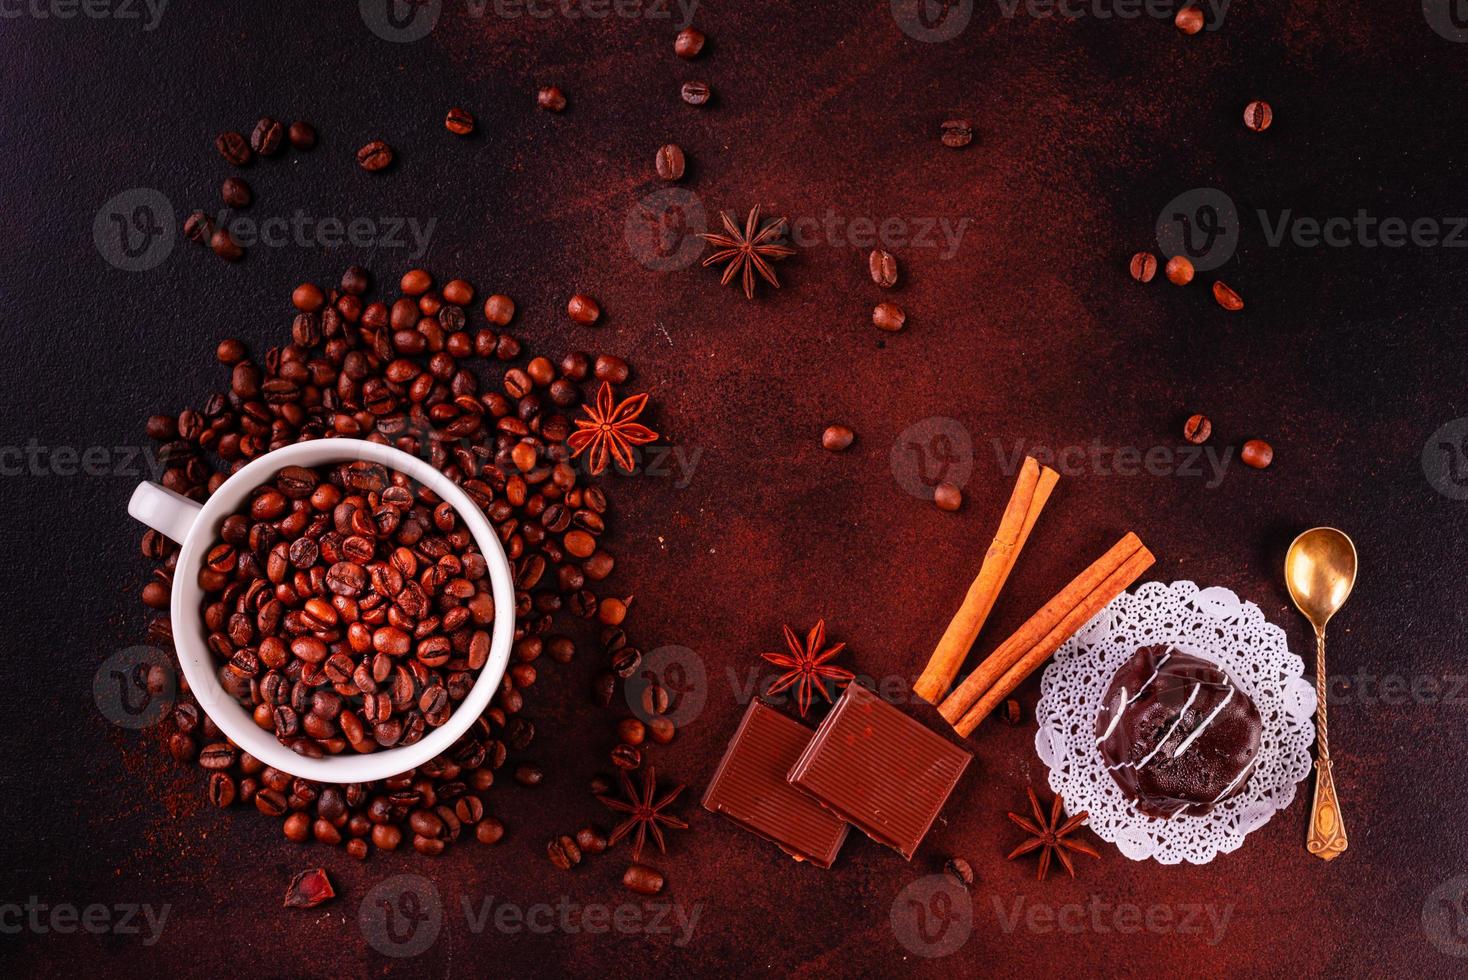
1284, 527, 1357, 861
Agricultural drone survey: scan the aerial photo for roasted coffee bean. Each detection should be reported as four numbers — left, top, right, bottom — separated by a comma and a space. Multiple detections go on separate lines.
869, 248, 898, 288
610, 743, 641, 770
655, 143, 685, 181
592, 354, 628, 384
1243, 100, 1273, 132
483, 294, 515, 325
1175, 4, 1204, 34
514, 764, 543, 787
1183, 414, 1212, 444
357, 140, 394, 172
210, 228, 244, 262
221, 177, 252, 208
934, 480, 963, 512
822, 425, 854, 452
184, 211, 212, 244
216, 131, 251, 166
1212, 281, 1244, 312
251, 117, 284, 156
547, 835, 581, 869
622, 864, 664, 895
445, 107, 475, 135
208, 772, 236, 807
288, 120, 317, 150
616, 718, 646, 745
1241, 439, 1273, 469
199, 742, 236, 770
1165, 256, 1194, 286
944, 857, 975, 889
476, 817, 506, 844
575, 826, 608, 854
1129, 252, 1157, 283
647, 716, 675, 745
680, 81, 711, 105
1001, 699, 1022, 725
674, 26, 704, 58
567, 294, 600, 325
873, 302, 906, 332
940, 119, 973, 148
537, 86, 566, 112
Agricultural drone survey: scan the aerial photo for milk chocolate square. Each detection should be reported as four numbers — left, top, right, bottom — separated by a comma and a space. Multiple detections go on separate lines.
702, 700, 849, 868
787, 684, 971, 860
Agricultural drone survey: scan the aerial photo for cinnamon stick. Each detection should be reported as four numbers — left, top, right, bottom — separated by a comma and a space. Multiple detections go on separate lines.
912, 459, 1059, 704
949, 541, 1154, 737
937, 532, 1144, 726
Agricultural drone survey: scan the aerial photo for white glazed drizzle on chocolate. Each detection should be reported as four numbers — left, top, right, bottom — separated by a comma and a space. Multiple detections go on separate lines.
1134, 683, 1201, 769
1094, 687, 1129, 743
1125, 649, 1173, 705
1172, 684, 1234, 758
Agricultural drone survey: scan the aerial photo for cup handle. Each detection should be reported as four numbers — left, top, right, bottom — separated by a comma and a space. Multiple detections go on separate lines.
129, 481, 203, 544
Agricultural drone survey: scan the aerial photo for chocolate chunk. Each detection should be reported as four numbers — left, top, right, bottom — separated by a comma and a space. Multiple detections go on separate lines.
788, 684, 971, 860
702, 700, 848, 868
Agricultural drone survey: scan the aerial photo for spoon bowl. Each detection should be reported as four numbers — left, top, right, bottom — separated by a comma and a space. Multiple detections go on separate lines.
1285, 527, 1358, 633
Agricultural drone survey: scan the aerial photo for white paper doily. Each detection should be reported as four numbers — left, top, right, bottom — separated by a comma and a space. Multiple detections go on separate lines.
1034, 580, 1316, 865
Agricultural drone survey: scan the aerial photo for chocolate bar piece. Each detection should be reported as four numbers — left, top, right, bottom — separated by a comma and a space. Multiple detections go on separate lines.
788, 684, 971, 860
702, 700, 849, 868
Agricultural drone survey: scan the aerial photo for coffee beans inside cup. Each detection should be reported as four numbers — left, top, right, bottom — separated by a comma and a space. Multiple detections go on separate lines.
198, 461, 496, 756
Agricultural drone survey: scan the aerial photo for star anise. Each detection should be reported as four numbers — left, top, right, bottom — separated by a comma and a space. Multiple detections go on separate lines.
699, 205, 796, 299
760, 620, 855, 717
567, 381, 659, 476
596, 766, 688, 861
1006, 788, 1100, 881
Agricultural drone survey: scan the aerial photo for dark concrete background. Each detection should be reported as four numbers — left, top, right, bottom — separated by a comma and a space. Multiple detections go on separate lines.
4, 1, 1468, 975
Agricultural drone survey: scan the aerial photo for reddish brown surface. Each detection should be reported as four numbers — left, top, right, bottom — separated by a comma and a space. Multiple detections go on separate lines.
4, 2, 1468, 976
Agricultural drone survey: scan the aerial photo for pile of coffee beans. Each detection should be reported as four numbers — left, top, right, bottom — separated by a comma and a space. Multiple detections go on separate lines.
200, 461, 496, 756
140, 265, 668, 858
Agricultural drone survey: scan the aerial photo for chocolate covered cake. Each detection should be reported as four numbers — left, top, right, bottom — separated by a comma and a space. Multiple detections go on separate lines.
1094, 645, 1262, 819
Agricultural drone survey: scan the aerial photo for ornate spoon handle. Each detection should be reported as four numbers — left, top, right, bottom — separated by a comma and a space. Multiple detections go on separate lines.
1307, 630, 1348, 859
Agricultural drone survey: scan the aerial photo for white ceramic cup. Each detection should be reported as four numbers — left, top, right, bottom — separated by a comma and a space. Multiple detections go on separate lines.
128, 439, 515, 783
